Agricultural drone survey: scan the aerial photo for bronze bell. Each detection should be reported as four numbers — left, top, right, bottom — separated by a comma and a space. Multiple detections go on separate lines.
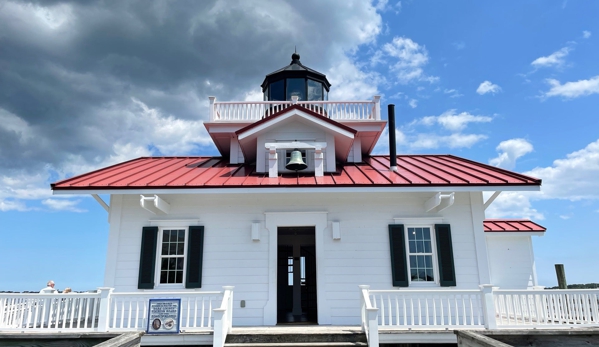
286, 149, 307, 171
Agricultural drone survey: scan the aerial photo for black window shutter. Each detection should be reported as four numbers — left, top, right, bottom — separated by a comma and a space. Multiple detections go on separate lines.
388, 224, 409, 287
138, 226, 158, 289
186, 226, 205, 289
435, 224, 457, 287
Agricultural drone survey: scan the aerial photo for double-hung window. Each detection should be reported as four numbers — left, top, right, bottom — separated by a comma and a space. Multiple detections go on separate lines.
406, 226, 436, 283
157, 228, 187, 285
389, 223, 456, 287
138, 225, 204, 290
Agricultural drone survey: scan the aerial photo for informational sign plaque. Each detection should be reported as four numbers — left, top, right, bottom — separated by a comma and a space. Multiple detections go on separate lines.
146, 298, 181, 334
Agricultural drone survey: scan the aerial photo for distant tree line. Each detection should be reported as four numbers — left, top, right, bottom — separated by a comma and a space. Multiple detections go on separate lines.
546, 283, 599, 289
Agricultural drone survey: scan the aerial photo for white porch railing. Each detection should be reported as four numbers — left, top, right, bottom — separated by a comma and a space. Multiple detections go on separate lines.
1, 286, 234, 347
494, 289, 599, 327
209, 95, 381, 122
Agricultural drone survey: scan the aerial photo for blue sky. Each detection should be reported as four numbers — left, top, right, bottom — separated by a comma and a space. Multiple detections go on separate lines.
1, 0, 598, 292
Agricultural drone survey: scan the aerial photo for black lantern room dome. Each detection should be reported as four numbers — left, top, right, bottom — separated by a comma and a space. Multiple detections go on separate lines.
261, 52, 331, 101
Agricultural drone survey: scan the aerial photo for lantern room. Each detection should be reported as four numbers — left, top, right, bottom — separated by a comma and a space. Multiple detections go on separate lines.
261, 52, 331, 101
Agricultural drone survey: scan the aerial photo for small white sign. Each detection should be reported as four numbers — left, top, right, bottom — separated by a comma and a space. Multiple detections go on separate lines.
147, 298, 181, 334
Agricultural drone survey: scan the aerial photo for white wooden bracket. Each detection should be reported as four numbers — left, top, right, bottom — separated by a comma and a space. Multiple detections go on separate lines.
483, 191, 502, 211
140, 195, 171, 215
424, 192, 455, 213
332, 221, 341, 240
251, 222, 261, 241
91, 194, 109, 213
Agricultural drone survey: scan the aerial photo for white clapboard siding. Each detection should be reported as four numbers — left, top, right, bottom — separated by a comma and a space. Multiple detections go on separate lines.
107, 191, 489, 325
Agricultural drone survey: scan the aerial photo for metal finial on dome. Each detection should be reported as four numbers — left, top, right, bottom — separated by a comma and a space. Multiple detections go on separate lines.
291, 51, 300, 63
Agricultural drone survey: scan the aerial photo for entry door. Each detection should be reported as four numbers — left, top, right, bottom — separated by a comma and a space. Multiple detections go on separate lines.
277, 227, 317, 324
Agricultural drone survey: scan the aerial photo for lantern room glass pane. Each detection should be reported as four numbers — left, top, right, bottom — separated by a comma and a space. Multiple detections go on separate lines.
324, 89, 328, 101
270, 80, 284, 101
263, 86, 269, 101
286, 78, 306, 101
307, 79, 323, 101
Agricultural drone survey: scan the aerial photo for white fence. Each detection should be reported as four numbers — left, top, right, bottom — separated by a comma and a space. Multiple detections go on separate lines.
0, 293, 100, 331
494, 289, 599, 327
209, 96, 381, 122
1, 286, 234, 347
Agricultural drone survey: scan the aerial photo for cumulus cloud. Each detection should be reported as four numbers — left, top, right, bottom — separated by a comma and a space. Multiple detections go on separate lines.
443, 89, 463, 98
583, 30, 591, 39
416, 110, 492, 132
476, 81, 501, 95
531, 47, 571, 68
372, 36, 438, 84
410, 133, 487, 149
487, 139, 599, 219
0, 0, 385, 211
542, 76, 599, 99
489, 138, 534, 170
408, 99, 418, 108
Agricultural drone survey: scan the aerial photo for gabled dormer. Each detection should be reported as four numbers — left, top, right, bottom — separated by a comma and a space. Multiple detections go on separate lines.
203, 53, 386, 177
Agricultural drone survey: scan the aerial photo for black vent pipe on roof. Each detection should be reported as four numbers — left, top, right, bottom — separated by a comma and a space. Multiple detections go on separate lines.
388, 104, 398, 172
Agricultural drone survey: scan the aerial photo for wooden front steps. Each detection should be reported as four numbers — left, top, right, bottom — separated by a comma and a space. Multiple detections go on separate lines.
225, 326, 367, 347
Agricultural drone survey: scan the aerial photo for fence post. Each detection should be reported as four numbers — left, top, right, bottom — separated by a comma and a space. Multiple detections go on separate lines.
373, 95, 381, 120
209, 96, 216, 121
96, 287, 114, 332
223, 286, 234, 333
480, 285, 497, 329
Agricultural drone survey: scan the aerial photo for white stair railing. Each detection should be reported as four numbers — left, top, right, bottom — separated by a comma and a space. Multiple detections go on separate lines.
359, 285, 379, 347
212, 286, 234, 347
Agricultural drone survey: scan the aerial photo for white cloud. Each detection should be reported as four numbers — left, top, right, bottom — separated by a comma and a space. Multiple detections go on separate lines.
476, 81, 501, 95
411, 133, 487, 149
416, 110, 492, 132
0, 199, 29, 212
444, 89, 463, 98
372, 36, 438, 84
527, 139, 599, 201
543, 76, 599, 99
372, 126, 406, 154
531, 47, 571, 68
489, 138, 534, 170
583, 30, 591, 39
453, 41, 465, 50
486, 139, 599, 220
327, 57, 382, 100
485, 191, 544, 220
408, 99, 417, 108
42, 198, 86, 212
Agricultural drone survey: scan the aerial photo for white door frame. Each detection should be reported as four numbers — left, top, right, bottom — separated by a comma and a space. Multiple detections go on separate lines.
263, 211, 330, 325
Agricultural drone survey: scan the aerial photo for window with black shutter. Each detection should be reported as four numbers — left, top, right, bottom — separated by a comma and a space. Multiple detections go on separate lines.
434, 224, 456, 287
388, 224, 409, 287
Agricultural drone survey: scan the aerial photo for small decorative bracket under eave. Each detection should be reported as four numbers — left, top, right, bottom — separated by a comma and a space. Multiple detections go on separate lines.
140, 195, 171, 215
91, 194, 109, 213
483, 191, 502, 211
424, 192, 455, 213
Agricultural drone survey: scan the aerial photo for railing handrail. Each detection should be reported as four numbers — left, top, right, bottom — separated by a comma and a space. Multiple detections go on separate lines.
110, 291, 223, 296
214, 100, 374, 105
369, 289, 482, 294
495, 288, 599, 294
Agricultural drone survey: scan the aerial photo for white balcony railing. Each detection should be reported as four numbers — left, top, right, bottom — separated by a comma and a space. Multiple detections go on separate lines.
360, 285, 599, 347
209, 96, 381, 122
1, 286, 234, 347
494, 289, 599, 327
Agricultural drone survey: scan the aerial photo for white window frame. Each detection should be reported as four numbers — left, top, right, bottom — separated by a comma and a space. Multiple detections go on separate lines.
153, 226, 188, 289
404, 224, 440, 287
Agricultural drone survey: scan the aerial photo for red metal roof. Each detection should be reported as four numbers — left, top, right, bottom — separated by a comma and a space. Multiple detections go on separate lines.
52, 155, 541, 190
51, 155, 541, 191
483, 219, 546, 233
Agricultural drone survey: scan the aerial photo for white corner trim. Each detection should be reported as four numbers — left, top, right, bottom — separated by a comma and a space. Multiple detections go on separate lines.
91, 194, 109, 212
483, 191, 502, 211
140, 195, 171, 214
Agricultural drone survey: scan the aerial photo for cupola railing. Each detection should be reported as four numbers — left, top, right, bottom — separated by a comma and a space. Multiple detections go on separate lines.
209, 96, 381, 122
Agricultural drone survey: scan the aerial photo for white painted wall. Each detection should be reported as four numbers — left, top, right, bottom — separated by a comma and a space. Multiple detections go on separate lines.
105, 191, 488, 326
486, 235, 536, 289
